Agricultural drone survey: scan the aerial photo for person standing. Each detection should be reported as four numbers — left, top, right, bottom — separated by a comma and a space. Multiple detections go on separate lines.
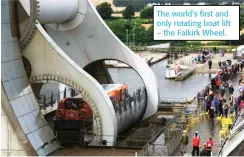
206, 137, 214, 156
224, 102, 229, 118
181, 130, 188, 154
239, 100, 244, 111
219, 98, 224, 116
219, 49, 222, 57
208, 60, 212, 70
209, 91, 214, 101
216, 75, 221, 91
213, 96, 219, 116
206, 86, 210, 95
197, 92, 202, 105
229, 94, 234, 112
198, 54, 201, 62
209, 106, 215, 125
192, 131, 201, 156
237, 63, 240, 73
229, 84, 234, 95
206, 95, 212, 112
220, 84, 225, 98
211, 77, 216, 91
202, 55, 206, 63
237, 95, 242, 111
218, 61, 222, 69
234, 97, 238, 117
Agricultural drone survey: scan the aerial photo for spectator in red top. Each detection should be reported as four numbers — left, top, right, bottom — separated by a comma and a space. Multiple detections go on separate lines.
192, 131, 201, 156
216, 75, 221, 90
239, 100, 244, 110
206, 137, 214, 156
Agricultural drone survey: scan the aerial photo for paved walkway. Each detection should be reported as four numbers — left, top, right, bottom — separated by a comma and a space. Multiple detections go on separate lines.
173, 72, 240, 156
173, 116, 222, 156
196, 53, 237, 74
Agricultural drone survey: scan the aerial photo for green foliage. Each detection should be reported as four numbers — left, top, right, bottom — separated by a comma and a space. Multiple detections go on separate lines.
225, 1, 232, 5
241, 14, 244, 30
122, 4, 135, 19
113, 0, 147, 11
106, 20, 127, 41
96, 2, 113, 20
223, 34, 244, 46
106, 19, 150, 44
210, 0, 223, 5
140, 6, 153, 20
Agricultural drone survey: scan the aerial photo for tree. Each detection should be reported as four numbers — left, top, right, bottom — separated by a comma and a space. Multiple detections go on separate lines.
96, 2, 113, 20
123, 20, 133, 31
107, 20, 126, 42
140, 6, 153, 22
122, 4, 135, 20
241, 14, 244, 30
225, 1, 232, 5
223, 34, 244, 45
211, 0, 223, 5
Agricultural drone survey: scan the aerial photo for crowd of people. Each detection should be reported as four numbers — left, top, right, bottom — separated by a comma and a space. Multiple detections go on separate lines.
181, 59, 244, 156
193, 49, 213, 64
201, 59, 244, 120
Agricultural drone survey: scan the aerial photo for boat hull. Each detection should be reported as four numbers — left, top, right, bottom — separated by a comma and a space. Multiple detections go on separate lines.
165, 72, 181, 79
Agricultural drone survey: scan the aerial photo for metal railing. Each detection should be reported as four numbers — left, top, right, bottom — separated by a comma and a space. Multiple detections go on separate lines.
217, 106, 244, 156
138, 128, 183, 156
137, 107, 186, 156
138, 69, 218, 156
38, 88, 76, 110
53, 131, 158, 148
38, 86, 146, 111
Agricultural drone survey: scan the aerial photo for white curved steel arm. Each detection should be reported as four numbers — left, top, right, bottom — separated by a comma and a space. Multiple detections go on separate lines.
22, 23, 118, 146
44, 0, 160, 119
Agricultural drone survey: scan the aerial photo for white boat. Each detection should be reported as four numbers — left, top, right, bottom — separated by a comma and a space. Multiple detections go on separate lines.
165, 64, 181, 79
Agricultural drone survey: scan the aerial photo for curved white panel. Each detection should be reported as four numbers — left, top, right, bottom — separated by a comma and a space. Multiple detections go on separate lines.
1, 2, 59, 156
22, 23, 118, 146
44, 0, 160, 120
38, 0, 79, 24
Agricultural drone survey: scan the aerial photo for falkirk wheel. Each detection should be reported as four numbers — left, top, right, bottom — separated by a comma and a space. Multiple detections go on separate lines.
1, 0, 159, 155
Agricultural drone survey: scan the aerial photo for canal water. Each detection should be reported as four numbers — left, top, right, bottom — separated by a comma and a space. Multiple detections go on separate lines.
109, 59, 214, 100
40, 60, 214, 101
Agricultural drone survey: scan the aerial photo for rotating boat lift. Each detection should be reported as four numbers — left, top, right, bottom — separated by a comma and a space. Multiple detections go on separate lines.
1, 0, 159, 156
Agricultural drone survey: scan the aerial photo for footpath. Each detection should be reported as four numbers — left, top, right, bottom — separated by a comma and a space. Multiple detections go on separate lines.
196, 54, 237, 74
173, 74, 240, 156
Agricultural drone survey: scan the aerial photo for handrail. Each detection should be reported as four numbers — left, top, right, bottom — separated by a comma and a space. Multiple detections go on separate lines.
217, 106, 244, 156
137, 107, 186, 156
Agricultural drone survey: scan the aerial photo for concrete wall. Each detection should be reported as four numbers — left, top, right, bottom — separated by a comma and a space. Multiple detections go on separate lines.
84, 60, 114, 84
1, 107, 30, 156
2, 1, 60, 155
